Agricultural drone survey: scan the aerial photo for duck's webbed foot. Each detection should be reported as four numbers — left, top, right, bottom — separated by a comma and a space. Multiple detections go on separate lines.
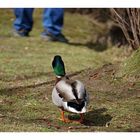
59, 109, 84, 123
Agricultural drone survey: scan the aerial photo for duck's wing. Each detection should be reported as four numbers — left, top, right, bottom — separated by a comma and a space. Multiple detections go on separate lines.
55, 80, 76, 102
55, 79, 89, 103
75, 80, 89, 102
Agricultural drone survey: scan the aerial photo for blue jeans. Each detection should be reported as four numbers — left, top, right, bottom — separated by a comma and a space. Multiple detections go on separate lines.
13, 8, 64, 35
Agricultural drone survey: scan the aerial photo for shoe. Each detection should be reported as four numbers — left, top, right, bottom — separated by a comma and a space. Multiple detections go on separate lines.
12, 29, 29, 37
41, 30, 68, 43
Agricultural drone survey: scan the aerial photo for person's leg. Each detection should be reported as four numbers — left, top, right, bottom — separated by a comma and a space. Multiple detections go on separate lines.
41, 8, 68, 42
43, 8, 63, 35
13, 8, 34, 36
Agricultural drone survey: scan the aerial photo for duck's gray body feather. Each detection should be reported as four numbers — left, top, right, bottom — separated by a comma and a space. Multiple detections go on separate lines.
52, 79, 89, 113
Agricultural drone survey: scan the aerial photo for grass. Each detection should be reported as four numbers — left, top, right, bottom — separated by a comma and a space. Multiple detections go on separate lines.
0, 9, 139, 132
118, 48, 140, 77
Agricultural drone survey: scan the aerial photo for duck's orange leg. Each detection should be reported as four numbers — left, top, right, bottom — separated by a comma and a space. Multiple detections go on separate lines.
59, 109, 71, 123
79, 113, 84, 123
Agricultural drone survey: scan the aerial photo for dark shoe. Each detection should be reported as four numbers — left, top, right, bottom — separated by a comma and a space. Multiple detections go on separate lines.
12, 29, 29, 37
41, 30, 68, 43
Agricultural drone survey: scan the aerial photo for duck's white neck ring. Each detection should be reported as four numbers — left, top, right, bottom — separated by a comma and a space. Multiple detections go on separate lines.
56, 75, 62, 78
55, 76, 63, 85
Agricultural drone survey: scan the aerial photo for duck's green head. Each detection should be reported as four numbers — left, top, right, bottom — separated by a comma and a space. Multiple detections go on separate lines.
52, 55, 66, 77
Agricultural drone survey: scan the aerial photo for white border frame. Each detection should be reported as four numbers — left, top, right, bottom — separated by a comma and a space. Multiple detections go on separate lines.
0, 132, 140, 140
0, 0, 140, 8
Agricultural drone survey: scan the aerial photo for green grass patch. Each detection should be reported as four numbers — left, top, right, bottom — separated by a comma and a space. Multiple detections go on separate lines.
119, 49, 140, 77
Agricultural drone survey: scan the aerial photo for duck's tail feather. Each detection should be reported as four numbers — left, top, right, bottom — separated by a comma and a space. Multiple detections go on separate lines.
67, 99, 86, 112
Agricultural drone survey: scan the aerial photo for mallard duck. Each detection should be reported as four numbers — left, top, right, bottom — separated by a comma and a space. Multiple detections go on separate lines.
52, 55, 89, 123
